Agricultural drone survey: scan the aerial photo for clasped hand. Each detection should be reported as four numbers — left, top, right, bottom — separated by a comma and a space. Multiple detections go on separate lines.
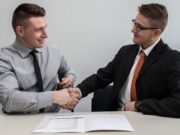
52, 88, 81, 110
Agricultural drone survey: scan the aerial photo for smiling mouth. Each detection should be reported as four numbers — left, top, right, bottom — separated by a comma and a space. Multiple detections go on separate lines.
38, 40, 44, 43
133, 34, 139, 38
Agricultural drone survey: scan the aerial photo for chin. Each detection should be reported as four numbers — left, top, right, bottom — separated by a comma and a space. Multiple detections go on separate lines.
132, 38, 137, 44
36, 44, 45, 48
133, 38, 140, 45
40, 44, 45, 48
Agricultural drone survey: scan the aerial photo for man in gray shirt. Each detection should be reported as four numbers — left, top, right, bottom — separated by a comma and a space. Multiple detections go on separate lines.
0, 3, 79, 113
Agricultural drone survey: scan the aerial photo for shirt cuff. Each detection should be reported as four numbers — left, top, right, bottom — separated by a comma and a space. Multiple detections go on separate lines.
76, 87, 82, 98
134, 101, 142, 112
37, 91, 53, 109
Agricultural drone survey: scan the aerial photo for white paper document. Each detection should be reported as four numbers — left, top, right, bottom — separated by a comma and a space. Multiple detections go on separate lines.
33, 114, 134, 133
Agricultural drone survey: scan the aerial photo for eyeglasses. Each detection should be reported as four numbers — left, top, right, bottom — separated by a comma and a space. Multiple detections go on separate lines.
132, 19, 159, 32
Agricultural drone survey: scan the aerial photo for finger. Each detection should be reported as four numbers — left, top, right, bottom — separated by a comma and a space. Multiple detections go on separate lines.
63, 103, 75, 110
69, 89, 80, 97
60, 78, 68, 85
66, 98, 79, 108
68, 88, 75, 94
61, 81, 72, 88
124, 105, 128, 111
70, 93, 80, 100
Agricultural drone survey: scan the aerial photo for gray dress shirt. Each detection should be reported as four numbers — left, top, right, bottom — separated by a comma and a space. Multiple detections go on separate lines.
0, 39, 76, 113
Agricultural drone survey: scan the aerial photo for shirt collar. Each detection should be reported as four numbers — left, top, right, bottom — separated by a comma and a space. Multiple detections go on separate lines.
13, 39, 43, 57
138, 37, 161, 56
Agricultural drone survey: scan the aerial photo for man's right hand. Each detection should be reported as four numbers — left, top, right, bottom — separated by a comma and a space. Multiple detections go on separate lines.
52, 89, 70, 105
52, 88, 80, 109
62, 88, 81, 110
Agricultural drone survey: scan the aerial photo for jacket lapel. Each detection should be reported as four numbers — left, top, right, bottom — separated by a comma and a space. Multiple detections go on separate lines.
115, 45, 139, 95
137, 40, 166, 82
125, 45, 139, 77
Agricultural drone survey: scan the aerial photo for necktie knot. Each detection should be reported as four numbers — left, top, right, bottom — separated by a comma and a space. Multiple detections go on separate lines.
140, 50, 146, 58
30, 50, 37, 56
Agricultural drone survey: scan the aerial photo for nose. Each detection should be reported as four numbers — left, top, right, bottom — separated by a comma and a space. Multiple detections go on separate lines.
42, 30, 48, 38
131, 24, 139, 34
131, 26, 136, 33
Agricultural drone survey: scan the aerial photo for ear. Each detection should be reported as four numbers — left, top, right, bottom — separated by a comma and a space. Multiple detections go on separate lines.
153, 29, 162, 37
15, 26, 24, 37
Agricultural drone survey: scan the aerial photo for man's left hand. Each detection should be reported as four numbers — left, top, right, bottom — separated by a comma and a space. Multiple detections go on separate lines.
60, 76, 74, 88
124, 101, 136, 111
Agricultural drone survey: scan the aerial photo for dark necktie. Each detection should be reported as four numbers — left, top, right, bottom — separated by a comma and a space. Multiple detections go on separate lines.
30, 50, 44, 112
131, 51, 146, 101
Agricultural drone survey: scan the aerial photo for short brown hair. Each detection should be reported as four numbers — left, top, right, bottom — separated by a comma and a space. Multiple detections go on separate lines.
139, 3, 168, 32
12, 3, 46, 32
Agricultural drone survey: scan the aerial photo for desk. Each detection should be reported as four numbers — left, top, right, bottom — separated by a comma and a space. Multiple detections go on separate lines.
0, 111, 180, 135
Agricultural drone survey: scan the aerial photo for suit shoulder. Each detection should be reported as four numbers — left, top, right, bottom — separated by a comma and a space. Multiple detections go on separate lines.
116, 44, 137, 55
162, 46, 180, 67
164, 45, 180, 57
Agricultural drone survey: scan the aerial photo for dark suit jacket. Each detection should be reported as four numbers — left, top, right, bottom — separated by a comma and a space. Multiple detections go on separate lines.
78, 39, 180, 117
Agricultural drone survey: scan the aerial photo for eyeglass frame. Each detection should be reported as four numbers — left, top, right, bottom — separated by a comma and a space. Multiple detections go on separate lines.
132, 19, 159, 32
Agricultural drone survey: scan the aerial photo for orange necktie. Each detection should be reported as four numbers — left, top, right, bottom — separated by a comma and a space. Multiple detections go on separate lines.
131, 51, 146, 101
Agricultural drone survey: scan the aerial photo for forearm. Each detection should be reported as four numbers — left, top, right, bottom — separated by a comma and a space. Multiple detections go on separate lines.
140, 98, 180, 117
2, 90, 52, 113
77, 74, 111, 97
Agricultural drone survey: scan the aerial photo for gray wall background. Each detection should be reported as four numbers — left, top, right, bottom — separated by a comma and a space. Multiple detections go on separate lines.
0, 0, 180, 112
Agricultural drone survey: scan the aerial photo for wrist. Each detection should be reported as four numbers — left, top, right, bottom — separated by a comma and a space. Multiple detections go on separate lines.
52, 91, 58, 104
134, 101, 142, 112
76, 87, 82, 98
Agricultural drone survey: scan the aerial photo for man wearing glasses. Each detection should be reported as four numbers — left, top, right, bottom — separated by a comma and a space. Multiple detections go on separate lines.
73, 3, 180, 117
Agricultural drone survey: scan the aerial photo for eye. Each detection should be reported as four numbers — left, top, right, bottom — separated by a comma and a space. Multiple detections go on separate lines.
136, 23, 144, 30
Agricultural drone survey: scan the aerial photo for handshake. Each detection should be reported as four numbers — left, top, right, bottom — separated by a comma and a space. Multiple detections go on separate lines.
52, 87, 81, 110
